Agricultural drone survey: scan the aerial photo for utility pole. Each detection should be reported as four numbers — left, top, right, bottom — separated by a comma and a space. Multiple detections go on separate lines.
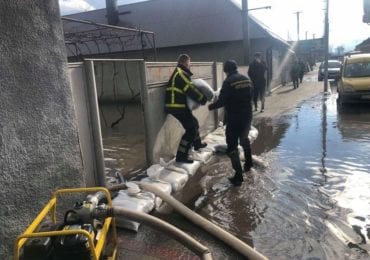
242, 0, 249, 65
106, 0, 119, 25
305, 31, 308, 40
241, 1, 271, 65
324, 0, 329, 92
293, 11, 302, 41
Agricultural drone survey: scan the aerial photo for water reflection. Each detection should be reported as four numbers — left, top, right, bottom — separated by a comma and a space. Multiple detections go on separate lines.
199, 94, 370, 259
100, 103, 146, 179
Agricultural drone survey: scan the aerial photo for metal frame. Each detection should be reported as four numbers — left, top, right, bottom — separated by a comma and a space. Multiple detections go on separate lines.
14, 187, 117, 260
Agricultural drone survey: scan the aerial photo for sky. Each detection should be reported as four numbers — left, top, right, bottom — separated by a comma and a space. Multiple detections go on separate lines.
58, 0, 370, 51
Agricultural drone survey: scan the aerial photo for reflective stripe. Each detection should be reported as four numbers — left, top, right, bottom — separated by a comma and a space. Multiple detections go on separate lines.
183, 83, 191, 92
180, 69, 204, 101
165, 104, 186, 108
177, 68, 191, 85
193, 87, 204, 101
171, 72, 178, 105
165, 67, 203, 108
166, 87, 184, 94
178, 146, 187, 153
230, 79, 251, 86
180, 139, 189, 146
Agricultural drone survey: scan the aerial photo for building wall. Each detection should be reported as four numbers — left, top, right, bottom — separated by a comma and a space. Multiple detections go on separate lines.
153, 41, 244, 63
0, 1, 85, 257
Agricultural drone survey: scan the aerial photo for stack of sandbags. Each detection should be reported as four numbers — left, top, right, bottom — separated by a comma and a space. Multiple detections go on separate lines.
112, 182, 155, 232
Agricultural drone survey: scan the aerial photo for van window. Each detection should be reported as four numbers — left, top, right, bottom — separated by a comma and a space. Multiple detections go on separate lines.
344, 62, 370, 77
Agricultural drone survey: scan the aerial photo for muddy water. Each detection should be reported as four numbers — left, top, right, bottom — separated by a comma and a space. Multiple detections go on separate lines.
100, 103, 147, 180
196, 94, 370, 259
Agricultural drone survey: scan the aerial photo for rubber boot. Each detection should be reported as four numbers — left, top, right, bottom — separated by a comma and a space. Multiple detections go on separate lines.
243, 148, 253, 172
176, 152, 193, 163
194, 137, 207, 151
228, 150, 243, 186
176, 138, 193, 163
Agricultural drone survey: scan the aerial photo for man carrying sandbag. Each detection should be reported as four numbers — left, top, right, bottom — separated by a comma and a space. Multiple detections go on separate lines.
165, 54, 208, 163
208, 60, 253, 186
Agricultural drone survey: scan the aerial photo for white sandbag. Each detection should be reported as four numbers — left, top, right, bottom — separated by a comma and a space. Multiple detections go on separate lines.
204, 134, 225, 144
187, 98, 200, 111
159, 158, 188, 175
139, 178, 172, 208
146, 164, 163, 181
190, 149, 213, 163
157, 168, 189, 192
192, 79, 214, 101
213, 144, 228, 153
173, 160, 201, 176
112, 184, 155, 232
186, 78, 215, 110
249, 126, 258, 143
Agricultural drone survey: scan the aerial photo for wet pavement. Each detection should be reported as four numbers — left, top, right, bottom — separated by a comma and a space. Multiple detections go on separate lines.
194, 81, 370, 259
105, 68, 370, 259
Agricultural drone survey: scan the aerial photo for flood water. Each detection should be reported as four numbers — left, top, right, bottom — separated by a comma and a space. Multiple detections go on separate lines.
195, 93, 370, 259
100, 103, 147, 181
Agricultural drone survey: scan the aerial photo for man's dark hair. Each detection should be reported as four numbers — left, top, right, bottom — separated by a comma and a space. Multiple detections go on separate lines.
177, 54, 190, 65
223, 60, 238, 73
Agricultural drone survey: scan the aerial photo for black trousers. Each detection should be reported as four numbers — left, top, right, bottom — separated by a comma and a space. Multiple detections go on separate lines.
292, 76, 299, 89
169, 109, 201, 158
253, 84, 266, 109
225, 112, 253, 177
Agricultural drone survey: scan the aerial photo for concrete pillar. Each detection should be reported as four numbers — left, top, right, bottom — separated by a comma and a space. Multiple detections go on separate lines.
0, 1, 85, 257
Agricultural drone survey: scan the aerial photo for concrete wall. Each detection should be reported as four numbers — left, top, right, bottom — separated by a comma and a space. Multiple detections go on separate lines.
153, 41, 244, 63
93, 60, 144, 102
143, 39, 292, 91
67, 60, 222, 174
68, 63, 104, 186
0, 1, 85, 258
92, 60, 147, 175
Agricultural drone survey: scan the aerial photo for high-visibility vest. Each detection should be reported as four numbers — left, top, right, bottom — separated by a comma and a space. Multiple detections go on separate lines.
165, 67, 204, 109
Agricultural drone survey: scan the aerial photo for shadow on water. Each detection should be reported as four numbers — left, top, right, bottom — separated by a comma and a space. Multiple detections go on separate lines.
197, 93, 370, 259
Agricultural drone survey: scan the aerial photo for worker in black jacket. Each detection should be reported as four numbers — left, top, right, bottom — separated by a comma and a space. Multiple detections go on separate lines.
165, 54, 207, 163
208, 60, 253, 186
248, 52, 267, 112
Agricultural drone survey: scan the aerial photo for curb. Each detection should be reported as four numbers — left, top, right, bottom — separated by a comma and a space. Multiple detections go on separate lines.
270, 84, 284, 93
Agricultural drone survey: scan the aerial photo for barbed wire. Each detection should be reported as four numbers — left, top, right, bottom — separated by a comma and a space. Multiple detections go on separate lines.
62, 17, 157, 61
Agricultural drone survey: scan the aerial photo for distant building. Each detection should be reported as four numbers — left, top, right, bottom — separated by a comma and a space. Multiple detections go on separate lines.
64, 0, 293, 87
356, 38, 370, 53
289, 38, 325, 66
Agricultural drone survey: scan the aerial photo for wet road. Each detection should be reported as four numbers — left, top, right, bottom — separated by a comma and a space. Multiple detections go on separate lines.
107, 71, 370, 259
196, 89, 370, 259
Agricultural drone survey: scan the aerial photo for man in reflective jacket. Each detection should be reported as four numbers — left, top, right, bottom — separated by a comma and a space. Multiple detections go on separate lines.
165, 54, 207, 163
208, 60, 253, 186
